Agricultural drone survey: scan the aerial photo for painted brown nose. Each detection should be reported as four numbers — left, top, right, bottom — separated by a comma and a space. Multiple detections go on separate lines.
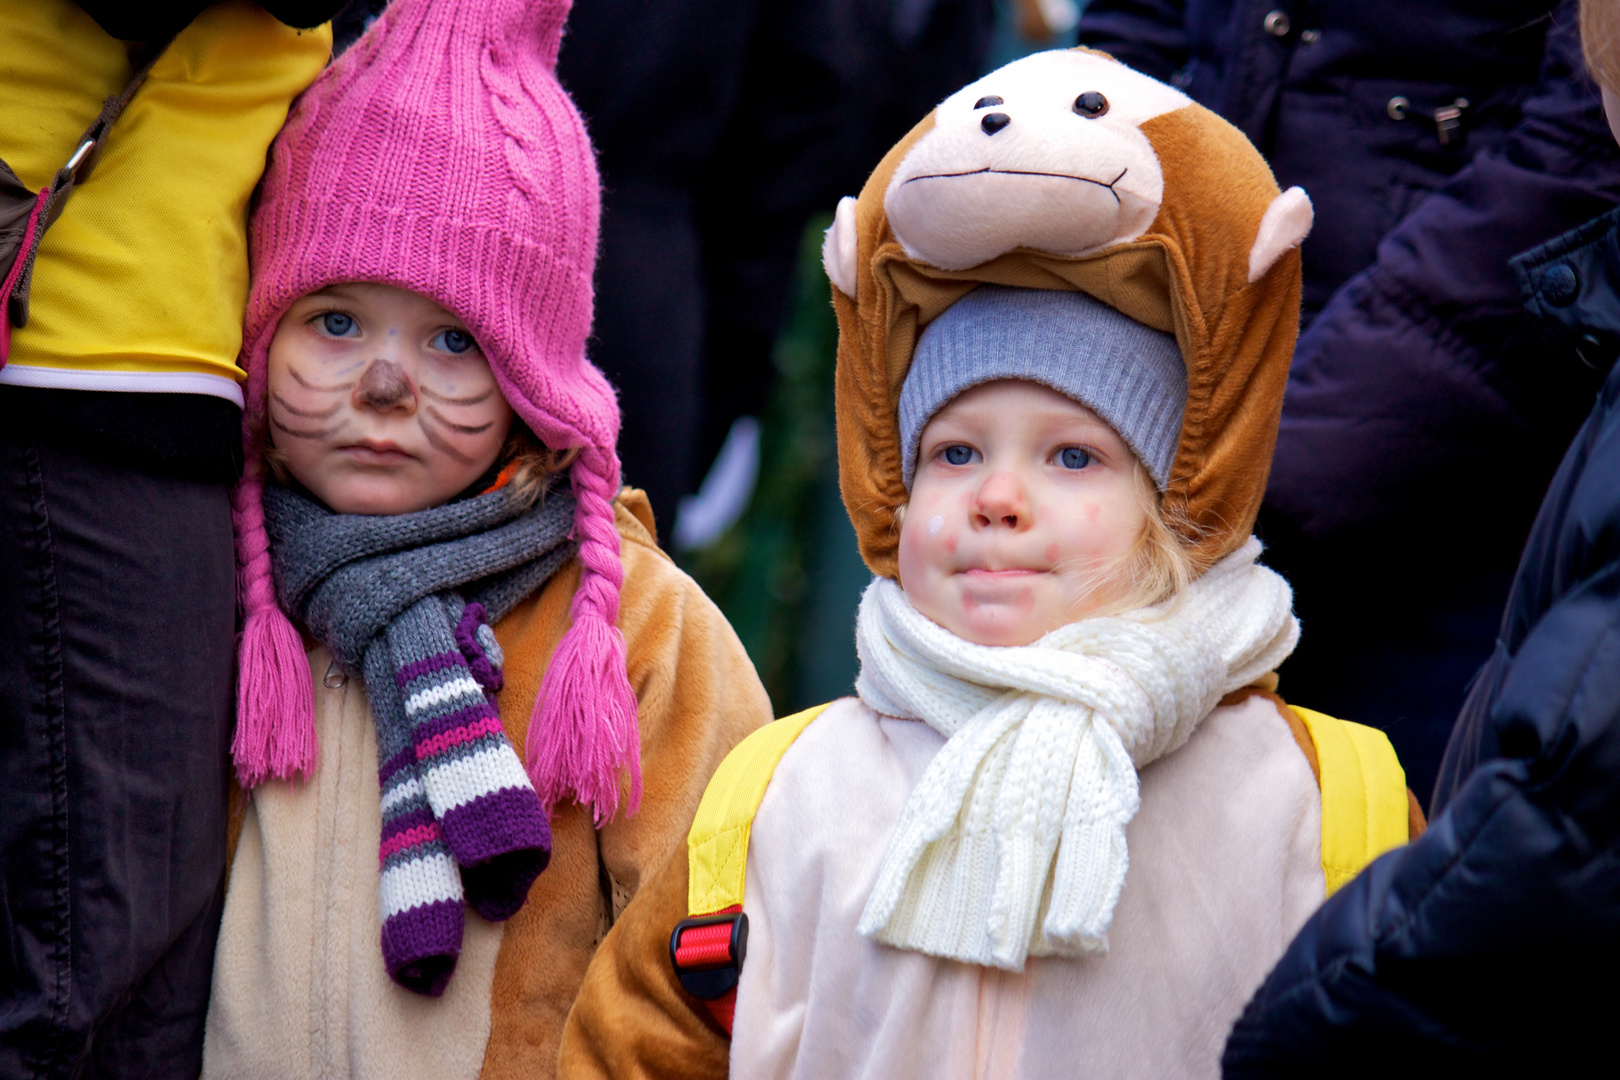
355, 358, 415, 410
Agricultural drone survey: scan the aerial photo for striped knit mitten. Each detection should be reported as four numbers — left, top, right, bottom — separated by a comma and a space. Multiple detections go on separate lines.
371, 659, 466, 997
394, 597, 552, 922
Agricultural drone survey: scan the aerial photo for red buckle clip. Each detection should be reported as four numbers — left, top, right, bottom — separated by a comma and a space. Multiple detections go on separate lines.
670, 908, 748, 1002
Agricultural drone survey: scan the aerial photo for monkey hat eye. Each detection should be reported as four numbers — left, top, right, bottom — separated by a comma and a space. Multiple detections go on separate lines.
973, 95, 1004, 109
1073, 91, 1109, 118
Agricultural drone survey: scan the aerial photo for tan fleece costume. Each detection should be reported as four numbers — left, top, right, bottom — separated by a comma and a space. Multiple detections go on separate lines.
558, 49, 1417, 1080
204, 492, 771, 1080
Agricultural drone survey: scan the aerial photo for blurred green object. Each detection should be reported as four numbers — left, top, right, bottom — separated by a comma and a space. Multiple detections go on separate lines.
676, 214, 870, 715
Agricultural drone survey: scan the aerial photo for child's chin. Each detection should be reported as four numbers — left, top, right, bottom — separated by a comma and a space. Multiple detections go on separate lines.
947, 607, 1058, 648
313, 476, 434, 516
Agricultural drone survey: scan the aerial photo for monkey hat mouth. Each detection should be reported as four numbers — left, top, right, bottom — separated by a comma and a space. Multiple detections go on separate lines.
882, 53, 1185, 271
230, 0, 640, 828
820, 47, 1314, 581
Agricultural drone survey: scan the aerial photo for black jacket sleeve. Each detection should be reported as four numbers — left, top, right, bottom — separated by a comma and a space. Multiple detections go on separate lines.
1222, 356, 1620, 1075
1264, 5, 1620, 549
1074, 0, 1190, 83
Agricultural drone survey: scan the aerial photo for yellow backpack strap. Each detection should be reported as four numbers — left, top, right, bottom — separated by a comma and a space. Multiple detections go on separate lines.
672, 702, 832, 1033
686, 702, 832, 914
1290, 706, 1411, 896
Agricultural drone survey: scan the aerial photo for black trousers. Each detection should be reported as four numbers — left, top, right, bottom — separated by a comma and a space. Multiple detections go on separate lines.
0, 435, 234, 1079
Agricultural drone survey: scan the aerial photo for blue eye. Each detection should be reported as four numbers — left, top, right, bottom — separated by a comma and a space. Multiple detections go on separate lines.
941, 444, 977, 466
319, 311, 356, 337
434, 328, 476, 355
1060, 447, 1093, 470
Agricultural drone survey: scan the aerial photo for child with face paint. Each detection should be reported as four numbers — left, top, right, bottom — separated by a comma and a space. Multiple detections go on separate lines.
560, 50, 1423, 1080
202, 1, 771, 1076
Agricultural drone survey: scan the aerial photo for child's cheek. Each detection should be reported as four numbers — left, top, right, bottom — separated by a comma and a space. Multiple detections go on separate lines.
899, 512, 927, 566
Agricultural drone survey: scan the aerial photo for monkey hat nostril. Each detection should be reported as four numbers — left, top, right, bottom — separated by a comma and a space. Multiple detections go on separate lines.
980, 112, 1011, 135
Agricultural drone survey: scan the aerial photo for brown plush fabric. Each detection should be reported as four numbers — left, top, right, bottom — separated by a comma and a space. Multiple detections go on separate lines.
1408, 789, 1428, 840
549, 492, 747, 1080
832, 52, 1304, 576
479, 489, 769, 1079
557, 835, 727, 1080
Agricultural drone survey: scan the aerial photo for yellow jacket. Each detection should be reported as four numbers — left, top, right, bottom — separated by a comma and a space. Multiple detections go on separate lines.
0, 0, 329, 403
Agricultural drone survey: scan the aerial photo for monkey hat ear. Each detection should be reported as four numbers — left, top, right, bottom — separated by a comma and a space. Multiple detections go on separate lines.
231, 0, 638, 823
826, 47, 1310, 579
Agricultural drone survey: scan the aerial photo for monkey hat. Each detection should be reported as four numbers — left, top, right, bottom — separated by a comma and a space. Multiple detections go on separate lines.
231, 0, 638, 822
823, 47, 1313, 575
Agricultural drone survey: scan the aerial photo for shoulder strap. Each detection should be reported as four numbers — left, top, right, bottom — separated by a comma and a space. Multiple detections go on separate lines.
671, 702, 832, 1035
3, 40, 170, 354
687, 702, 832, 914
1289, 706, 1411, 896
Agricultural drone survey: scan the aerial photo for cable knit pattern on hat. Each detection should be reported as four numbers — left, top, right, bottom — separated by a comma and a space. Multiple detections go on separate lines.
230, 0, 640, 823
853, 538, 1299, 969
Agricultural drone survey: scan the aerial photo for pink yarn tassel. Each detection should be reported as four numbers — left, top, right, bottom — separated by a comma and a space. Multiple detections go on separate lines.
231, 463, 317, 787
233, 603, 317, 787
526, 613, 640, 823
526, 447, 640, 824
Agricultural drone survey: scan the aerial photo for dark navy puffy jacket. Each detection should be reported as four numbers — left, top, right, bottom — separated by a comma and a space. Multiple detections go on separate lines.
1079, 0, 1620, 803
1221, 209, 1620, 1074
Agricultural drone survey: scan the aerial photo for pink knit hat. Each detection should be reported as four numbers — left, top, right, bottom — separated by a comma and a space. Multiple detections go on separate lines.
232, 0, 640, 823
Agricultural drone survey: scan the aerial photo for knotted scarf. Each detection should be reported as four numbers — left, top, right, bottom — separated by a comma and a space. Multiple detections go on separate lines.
854, 538, 1299, 970
264, 481, 577, 996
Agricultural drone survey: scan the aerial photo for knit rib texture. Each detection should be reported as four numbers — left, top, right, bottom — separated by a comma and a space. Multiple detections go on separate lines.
898, 286, 1188, 489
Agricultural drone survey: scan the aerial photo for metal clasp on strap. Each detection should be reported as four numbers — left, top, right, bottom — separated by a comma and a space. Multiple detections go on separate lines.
670, 909, 749, 1000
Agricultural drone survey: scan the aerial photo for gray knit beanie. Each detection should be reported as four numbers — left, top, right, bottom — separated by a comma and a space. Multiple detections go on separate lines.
899, 286, 1188, 489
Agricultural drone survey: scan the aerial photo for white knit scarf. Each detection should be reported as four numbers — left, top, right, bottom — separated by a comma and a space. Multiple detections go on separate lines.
853, 537, 1299, 970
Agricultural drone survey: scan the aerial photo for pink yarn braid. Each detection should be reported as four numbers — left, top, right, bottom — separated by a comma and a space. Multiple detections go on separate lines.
526, 445, 640, 824
230, 448, 316, 787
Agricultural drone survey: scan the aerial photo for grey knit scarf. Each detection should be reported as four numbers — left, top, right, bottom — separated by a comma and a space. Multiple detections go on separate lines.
263, 480, 577, 996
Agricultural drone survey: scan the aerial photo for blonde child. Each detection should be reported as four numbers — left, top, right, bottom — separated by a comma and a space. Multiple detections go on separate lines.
201, 1, 771, 1076
560, 48, 1421, 1080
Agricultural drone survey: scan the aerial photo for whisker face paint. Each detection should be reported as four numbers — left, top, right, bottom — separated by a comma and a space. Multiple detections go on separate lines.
418, 415, 479, 465
290, 367, 358, 392
271, 391, 341, 420
270, 415, 337, 440
420, 384, 494, 406
425, 404, 494, 435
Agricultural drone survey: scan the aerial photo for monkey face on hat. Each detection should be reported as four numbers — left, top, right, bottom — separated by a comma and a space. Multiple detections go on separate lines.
822, 47, 1312, 580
